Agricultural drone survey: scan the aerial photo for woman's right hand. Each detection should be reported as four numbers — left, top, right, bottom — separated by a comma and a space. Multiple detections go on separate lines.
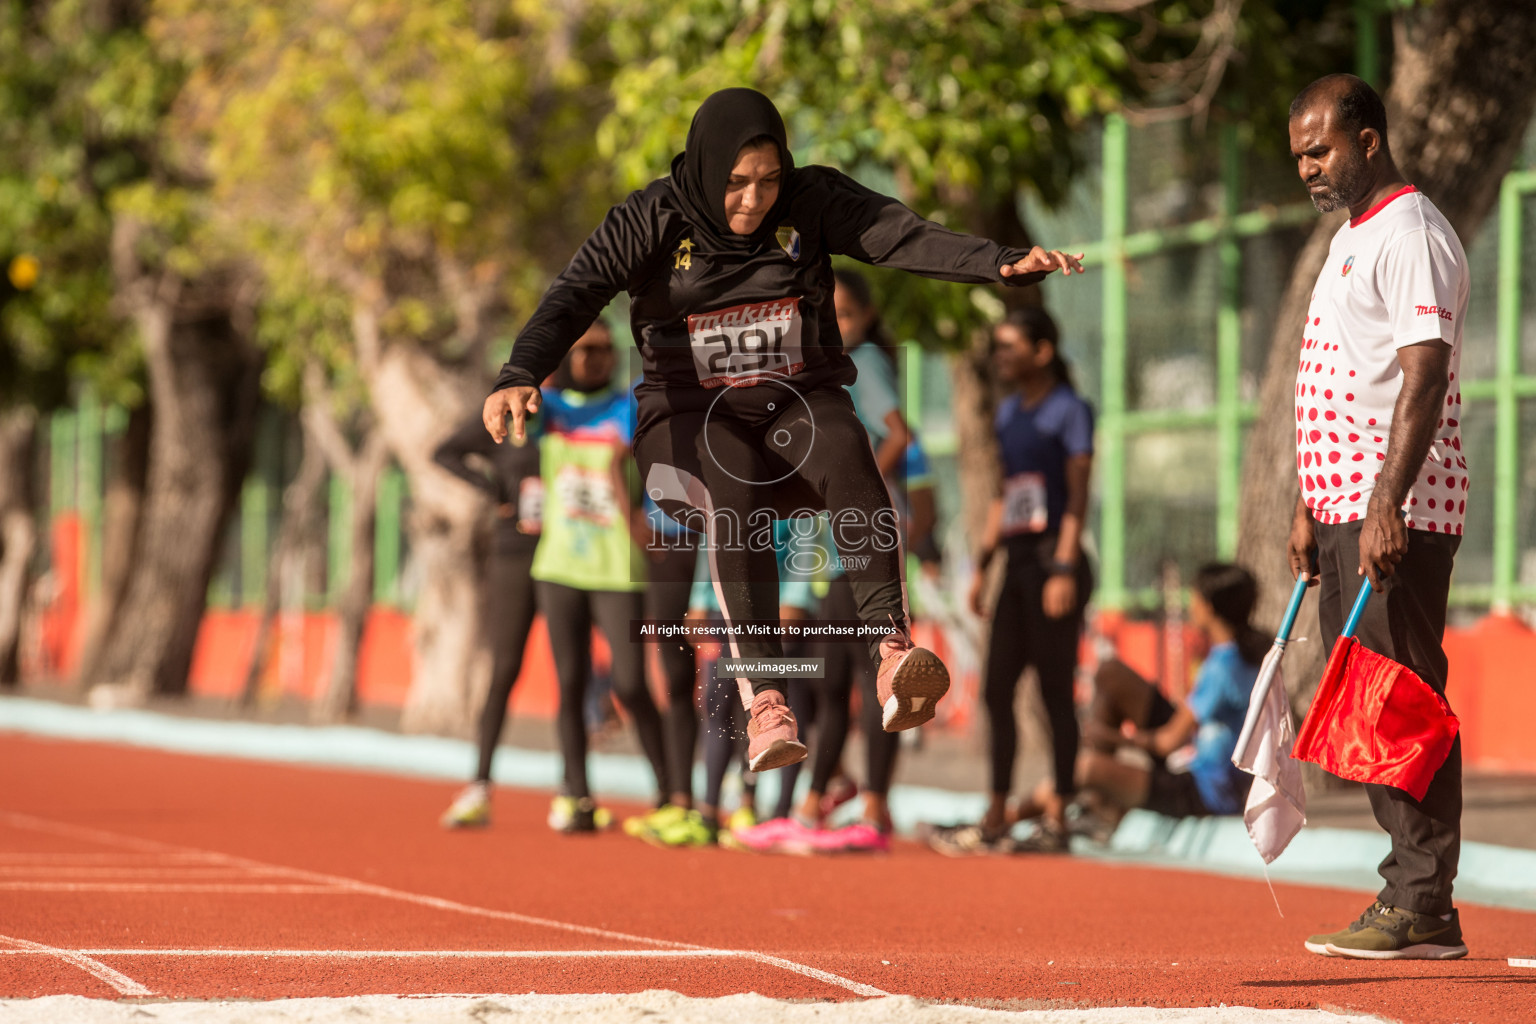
968, 570, 988, 619
483, 386, 541, 444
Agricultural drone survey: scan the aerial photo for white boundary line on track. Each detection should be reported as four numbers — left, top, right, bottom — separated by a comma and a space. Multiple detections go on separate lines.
0, 949, 730, 959
0, 934, 153, 997
0, 883, 352, 893
0, 812, 888, 999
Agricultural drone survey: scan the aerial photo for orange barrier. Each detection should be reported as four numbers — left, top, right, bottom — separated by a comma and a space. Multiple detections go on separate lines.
17, 518, 1536, 771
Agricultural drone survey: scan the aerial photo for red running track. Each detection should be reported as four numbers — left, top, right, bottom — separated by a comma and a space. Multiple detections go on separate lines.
0, 734, 1531, 1021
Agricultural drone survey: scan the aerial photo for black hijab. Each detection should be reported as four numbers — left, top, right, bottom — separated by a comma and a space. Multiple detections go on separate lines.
668, 88, 795, 252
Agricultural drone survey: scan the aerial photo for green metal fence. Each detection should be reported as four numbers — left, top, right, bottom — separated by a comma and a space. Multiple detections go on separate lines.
906, 109, 1536, 614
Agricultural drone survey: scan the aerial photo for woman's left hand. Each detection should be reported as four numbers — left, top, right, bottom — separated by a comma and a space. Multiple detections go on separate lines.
1001, 246, 1086, 278
1042, 573, 1077, 619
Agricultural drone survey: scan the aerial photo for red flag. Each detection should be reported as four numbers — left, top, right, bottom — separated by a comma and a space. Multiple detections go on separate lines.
1294, 636, 1458, 802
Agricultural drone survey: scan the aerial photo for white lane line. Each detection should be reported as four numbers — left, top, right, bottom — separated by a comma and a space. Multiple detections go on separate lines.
0, 866, 283, 877
0, 853, 216, 864
0, 947, 889, 996
0, 934, 154, 997
0, 949, 726, 959
0, 883, 352, 894
0, 811, 889, 998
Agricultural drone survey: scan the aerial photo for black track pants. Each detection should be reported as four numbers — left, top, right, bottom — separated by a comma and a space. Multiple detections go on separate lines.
536, 582, 667, 801
473, 545, 539, 782
1315, 519, 1461, 916
982, 535, 1092, 799
644, 540, 700, 799
809, 575, 899, 797
636, 386, 905, 705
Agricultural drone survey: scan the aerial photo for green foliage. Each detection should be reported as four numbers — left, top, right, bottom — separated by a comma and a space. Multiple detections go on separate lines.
154, 0, 614, 412
602, 0, 1133, 212
0, 0, 179, 410
597, 0, 1137, 349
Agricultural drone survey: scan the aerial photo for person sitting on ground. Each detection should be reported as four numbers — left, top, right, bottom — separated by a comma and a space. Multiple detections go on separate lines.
1064, 562, 1266, 829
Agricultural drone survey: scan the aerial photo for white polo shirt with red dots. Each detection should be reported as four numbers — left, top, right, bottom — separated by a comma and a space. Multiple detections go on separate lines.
1296, 185, 1470, 535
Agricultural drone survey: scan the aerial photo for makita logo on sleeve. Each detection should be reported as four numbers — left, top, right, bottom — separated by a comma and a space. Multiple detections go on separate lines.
1414, 304, 1453, 321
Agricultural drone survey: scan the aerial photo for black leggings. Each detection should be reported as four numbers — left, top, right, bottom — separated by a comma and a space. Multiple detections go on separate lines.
536, 581, 667, 801
636, 386, 904, 704
644, 540, 700, 799
983, 537, 1092, 799
473, 544, 539, 782
701, 638, 811, 818
809, 576, 899, 798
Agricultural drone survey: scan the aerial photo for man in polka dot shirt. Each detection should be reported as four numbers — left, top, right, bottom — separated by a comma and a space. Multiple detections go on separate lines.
1287, 74, 1471, 961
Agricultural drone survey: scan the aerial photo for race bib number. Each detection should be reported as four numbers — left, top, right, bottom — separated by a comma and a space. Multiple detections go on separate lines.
687, 298, 805, 388
516, 476, 544, 535
554, 465, 616, 526
1000, 472, 1049, 536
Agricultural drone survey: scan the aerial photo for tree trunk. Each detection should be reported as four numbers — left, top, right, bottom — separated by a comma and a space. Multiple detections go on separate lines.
1237, 0, 1536, 709
74, 403, 150, 686
239, 420, 326, 707
352, 301, 490, 735
85, 243, 262, 701
306, 396, 389, 724
0, 408, 39, 686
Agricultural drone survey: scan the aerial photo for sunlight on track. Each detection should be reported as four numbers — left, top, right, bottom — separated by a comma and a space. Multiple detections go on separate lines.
0, 811, 887, 998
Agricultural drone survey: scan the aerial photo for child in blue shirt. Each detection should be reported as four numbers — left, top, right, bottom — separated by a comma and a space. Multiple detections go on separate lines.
1067, 562, 1264, 826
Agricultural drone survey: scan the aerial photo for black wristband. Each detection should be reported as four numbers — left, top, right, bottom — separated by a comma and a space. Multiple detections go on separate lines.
1048, 559, 1076, 576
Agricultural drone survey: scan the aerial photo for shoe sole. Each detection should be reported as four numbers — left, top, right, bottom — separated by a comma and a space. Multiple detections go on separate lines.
748, 738, 809, 772
441, 817, 490, 829
881, 648, 950, 732
1303, 940, 1336, 956
1324, 942, 1469, 960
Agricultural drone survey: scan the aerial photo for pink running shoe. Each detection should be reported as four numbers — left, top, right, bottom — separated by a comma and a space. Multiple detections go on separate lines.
727, 816, 803, 853
746, 690, 808, 771
772, 818, 844, 856
829, 822, 891, 853
875, 626, 950, 732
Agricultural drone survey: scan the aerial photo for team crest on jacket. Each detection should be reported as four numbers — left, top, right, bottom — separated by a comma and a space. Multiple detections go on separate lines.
673, 237, 694, 271
775, 225, 801, 260
1341, 255, 1355, 277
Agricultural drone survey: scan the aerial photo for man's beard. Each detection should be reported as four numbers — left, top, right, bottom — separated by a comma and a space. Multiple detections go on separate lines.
1307, 153, 1368, 213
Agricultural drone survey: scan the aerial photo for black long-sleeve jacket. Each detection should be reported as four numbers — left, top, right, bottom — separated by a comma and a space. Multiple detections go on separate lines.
492, 167, 1043, 420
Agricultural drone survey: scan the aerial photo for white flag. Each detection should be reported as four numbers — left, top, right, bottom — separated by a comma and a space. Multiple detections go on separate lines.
1231, 642, 1307, 864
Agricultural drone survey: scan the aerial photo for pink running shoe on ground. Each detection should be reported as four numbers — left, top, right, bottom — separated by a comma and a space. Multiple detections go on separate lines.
746, 690, 808, 771
876, 627, 950, 732
772, 818, 844, 855
828, 822, 891, 853
726, 816, 802, 853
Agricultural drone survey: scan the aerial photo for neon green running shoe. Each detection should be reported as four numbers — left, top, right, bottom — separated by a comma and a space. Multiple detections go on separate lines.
642, 809, 718, 848
440, 783, 491, 829
623, 804, 687, 839
548, 796, 609, 834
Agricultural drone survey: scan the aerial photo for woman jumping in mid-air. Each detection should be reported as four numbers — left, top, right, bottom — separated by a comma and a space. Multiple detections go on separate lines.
485, 88, 1086, 773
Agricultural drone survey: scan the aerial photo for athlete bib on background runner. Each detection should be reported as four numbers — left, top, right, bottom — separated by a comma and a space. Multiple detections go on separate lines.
687, 298, 805, 388
553, 464, 616, 526
516, 476, 544, 534
1000, 472, 1049, 535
